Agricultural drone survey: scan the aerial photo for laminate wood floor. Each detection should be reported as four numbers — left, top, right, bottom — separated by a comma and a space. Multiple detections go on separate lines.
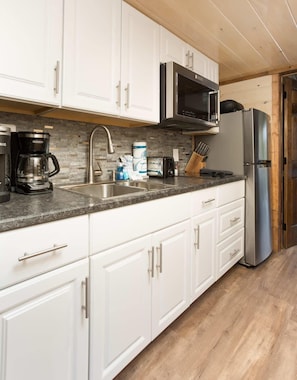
115, 247, 297, 380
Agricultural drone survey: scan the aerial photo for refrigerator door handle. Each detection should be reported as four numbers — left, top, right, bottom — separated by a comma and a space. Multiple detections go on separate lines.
244, 160, 271, 167
257, 160, 271, 167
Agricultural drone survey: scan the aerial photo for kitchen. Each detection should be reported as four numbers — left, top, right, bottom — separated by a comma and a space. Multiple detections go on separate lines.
0, 1, 296, 379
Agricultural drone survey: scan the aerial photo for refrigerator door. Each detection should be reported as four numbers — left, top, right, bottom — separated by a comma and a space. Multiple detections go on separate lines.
244, 164, 272, 265
243, 109, 272, 266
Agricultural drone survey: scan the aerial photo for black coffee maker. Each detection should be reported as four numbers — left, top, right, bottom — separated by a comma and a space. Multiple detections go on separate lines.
0, 125, 11, 202
11, 132, 60, 194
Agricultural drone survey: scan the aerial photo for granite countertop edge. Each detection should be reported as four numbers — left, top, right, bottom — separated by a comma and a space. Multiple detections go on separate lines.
0, 175, 245, 233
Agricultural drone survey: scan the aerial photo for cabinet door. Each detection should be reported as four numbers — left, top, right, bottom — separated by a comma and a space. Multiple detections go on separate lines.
0, 259, 89, 380
191, 210, 216, 302
207, 58, 219, 83
0, 0, 63, 105
121, 3, 160, 123
190, 48, 209, 77
89, 236, 151, 380
151, 220, 190, 339
160, 27, 187, 66
63, 0, 121, 114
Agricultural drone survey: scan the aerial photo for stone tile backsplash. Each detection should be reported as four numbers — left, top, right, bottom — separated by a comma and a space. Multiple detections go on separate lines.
0, 112, 193, 185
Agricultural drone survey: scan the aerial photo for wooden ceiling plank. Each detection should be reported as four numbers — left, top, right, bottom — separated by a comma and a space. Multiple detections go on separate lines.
183, 1, 268, 62
249, 0, 297, 62
287, 0, 297, 25
210, 0, 288, 67
124, 0, 297, 82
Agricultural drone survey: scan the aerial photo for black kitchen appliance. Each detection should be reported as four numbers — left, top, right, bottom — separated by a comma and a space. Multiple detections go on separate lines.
11, 132, 60, 194
147, 156, 175, 177
0, 125, 11, 202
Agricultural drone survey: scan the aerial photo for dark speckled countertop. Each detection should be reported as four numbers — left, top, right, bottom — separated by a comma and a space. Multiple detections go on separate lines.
0, 175, 245, 233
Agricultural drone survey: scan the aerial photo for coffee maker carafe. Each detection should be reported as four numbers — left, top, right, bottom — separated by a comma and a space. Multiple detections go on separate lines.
0, 125, 11, 203
15, 132, 60, 194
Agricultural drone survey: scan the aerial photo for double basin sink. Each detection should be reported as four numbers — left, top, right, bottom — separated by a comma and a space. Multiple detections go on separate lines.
61, 180, 173, 200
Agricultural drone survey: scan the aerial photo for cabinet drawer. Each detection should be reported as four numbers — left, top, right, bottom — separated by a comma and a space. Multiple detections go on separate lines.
0, 215, 88, 289
191, 186, 217, 216
217, 229, 244, 279
217, 180, 245, 206
90, 193, 191, 254
217, 198, 245, 242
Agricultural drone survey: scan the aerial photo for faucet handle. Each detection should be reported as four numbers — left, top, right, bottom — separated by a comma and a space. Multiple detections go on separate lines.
107, 169, 115, 181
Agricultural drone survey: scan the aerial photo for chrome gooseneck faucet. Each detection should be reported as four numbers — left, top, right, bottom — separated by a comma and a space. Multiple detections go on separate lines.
88, 125, 115, 184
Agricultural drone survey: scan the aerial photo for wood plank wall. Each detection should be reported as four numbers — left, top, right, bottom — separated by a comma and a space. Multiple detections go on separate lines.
221, 75, 281, 252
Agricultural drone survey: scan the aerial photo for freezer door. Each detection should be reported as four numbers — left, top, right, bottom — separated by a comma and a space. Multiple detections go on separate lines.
243, 109, 270, 164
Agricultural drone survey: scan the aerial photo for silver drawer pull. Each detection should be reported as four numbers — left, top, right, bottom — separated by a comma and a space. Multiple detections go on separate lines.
202, 198, 215, 206
230, 216, 240, 224
18, 243, 68, 262
230, 248, 240, 258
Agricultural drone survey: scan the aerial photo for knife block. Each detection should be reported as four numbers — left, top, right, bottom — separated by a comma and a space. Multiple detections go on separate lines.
185, 152, 206, 175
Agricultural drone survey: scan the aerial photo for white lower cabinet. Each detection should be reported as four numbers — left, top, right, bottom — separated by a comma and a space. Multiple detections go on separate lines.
191, 209, 217, 302
89, 219, 190, 380
217, 181, 245, 279
151, 221, 190, 338
190, 186, 217, 302
0, 182, 245, 380
190, 181, 245, 302
0, 215, 89, 380
0, 259, 89, 380
89, 235, 151, 380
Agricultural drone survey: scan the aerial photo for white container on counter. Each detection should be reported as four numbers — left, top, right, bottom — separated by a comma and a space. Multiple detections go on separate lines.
132, 141, 147, 176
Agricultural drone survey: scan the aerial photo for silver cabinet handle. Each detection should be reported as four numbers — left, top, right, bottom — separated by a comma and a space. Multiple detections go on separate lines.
202, 198, 215, 206
156, 244, 163, 273
151, 246, 155, 277
230, 216, 241, 224
116, 80, 121, 107
194, 225, 200, 250
230, 248, 240, 258
186, 50, 190, 68
190, 52, 194, 70
18, 243, 68, 262
148, 247, 155, 278
82, 277, 89, 319
124, 83, 130, 109
54, 60, 60, 95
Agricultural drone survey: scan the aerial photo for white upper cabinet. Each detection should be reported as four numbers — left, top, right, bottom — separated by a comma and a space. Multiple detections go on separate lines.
63, 0, 121, 115
159, 26, 188, 67
120, 2, 160, 122
63, 0, 160, 123
0, 0, 63, 106
160, 27, 219, 84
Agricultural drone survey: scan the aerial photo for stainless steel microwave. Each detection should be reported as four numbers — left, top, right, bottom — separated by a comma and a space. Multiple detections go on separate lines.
159, 62, 219, 131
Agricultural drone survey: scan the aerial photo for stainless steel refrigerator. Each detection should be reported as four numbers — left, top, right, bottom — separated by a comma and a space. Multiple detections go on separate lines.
204, 108, 272, 266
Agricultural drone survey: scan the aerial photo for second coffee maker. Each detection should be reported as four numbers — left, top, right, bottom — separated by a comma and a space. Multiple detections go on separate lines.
12, 132, 60, 194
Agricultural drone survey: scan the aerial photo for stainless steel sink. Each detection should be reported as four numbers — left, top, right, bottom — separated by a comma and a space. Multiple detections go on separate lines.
122, 181, 173, 191
61, 182, 146, 199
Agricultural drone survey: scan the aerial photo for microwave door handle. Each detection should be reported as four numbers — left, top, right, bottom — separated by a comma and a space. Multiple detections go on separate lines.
209, 90, 219, 123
